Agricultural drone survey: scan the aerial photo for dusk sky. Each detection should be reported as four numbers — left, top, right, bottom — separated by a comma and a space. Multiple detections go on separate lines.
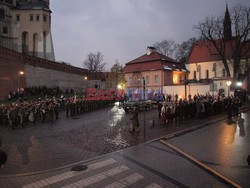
50, 0, 250, 70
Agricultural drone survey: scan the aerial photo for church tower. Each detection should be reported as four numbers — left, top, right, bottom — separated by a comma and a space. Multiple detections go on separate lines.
13, 0, 55, 61
0, 0, 18, 50
223, 3, 232, 41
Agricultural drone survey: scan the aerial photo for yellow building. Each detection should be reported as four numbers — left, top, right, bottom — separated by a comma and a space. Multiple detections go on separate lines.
0, 0, 55, 61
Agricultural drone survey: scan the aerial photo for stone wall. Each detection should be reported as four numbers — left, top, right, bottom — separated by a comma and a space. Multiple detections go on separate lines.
24, 65, 88, 92
0, 46, 89, 100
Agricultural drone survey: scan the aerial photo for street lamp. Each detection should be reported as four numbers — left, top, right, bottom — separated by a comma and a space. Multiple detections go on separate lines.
237, 82, 242, 87
226, 80, 232, 97
18, 71, 24, 99
84, 76, 88, 80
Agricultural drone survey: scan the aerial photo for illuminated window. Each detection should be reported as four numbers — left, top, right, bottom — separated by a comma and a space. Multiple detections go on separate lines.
173, 75, 178, 84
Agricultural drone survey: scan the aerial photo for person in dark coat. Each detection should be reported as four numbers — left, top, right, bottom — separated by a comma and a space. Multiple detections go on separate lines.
0, 138, 7, 169
130, 107, 139, 133
0, 150, 7, 168
247, 155, 250, 165
157, 102, 162, 120
227, 100, 232, 120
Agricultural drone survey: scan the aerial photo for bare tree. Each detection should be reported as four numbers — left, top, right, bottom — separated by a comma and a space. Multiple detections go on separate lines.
153, 39, 177, 58
175, 37, 197, 63
83, 52, 106, 72
194, 4, 250, 78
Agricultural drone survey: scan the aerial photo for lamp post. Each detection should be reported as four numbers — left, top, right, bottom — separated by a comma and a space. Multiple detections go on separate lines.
18, 71, 24, 99
237, 81, 242, 87
226, 80, 232, 97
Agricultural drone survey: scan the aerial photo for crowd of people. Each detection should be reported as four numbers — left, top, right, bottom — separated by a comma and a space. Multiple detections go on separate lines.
7, 86, 67, 100
0, 96, 115, 130
157, 94, 243, 125
0, 89, 246, 130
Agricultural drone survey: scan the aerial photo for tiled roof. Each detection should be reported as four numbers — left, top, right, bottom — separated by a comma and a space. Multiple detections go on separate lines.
123, 61, 163, 73
188, 40, 250, 64
123, 61, 188, 73
127, 51, 177, 64
16, 1, 50, 11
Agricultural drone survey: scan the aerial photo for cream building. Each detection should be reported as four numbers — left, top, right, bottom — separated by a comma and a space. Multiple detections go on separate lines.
185, 5, 250, 97
0, 0, 55, 61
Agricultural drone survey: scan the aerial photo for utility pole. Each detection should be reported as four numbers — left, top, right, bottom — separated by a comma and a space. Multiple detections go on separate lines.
143, 77, 146, 140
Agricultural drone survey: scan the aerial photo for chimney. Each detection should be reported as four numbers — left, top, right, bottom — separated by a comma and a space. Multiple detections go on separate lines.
147, 46, 156, 55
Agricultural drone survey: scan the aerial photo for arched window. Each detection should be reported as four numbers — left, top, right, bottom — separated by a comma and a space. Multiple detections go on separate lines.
33, 33, 38, 56
43, 31, 47, 58
222, 69, 226, 77
22, 31, 29, 53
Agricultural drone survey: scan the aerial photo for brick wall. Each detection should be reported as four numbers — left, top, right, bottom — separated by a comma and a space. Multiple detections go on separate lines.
0, 56, 26, 100
0, 46, 89, 100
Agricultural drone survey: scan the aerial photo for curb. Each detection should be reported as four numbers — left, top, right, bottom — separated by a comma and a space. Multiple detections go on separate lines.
160, 140, 242, 188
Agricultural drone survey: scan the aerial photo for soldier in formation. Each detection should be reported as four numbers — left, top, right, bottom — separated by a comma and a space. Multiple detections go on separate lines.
0, 95, 117, 129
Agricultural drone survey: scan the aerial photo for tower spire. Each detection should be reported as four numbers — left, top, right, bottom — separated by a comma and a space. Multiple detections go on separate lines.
223, 2, 232, 40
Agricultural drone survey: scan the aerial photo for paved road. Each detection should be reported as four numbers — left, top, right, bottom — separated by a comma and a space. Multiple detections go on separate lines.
0, 105, 248, 187
0, 104, 225, 176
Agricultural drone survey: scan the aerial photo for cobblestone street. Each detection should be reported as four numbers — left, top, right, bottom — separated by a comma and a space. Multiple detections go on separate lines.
0, 105, 248, 187
0, 104, 226, 176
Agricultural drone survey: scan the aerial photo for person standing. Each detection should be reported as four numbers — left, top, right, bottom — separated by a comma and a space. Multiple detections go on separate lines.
130, 107, 139, 133
157, 102, 162, 120
0, 138, 7, 169
161, 104, 166, 125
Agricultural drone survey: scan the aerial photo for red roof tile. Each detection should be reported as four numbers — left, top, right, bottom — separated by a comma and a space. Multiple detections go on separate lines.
123, 61, 163, 73
188, 40, 250, 64
127, 51, 176, 64
124, 51, 181, 73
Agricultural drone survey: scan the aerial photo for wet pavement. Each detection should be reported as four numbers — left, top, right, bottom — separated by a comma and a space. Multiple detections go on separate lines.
0, 109, 248, 187
0, 104, 226, 176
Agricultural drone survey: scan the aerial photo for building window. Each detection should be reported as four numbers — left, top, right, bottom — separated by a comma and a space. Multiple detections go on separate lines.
206, 70, 209, 79
3, 26, 8, 34
129, 77, 132, 85
30, 14, 34, 21
222, 69, 226, 77
154, 75, 159, 83
0, 9, 4, 19
146, 76, 150, 84
16, 14, 20, 21
194, 71, 196, 80
43, 14, 47, 22
36, 15, 40, 21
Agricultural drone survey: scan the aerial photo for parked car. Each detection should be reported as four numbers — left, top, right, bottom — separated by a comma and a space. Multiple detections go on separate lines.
123, 100, 153, 113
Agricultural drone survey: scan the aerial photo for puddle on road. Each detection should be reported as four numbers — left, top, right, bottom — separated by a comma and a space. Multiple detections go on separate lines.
108, 105, 125, 127
106, 129, 129, 147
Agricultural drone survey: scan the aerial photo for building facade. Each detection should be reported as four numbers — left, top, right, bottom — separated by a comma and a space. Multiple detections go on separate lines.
123, 47, 188, 94
0, 0, 55, 61
186, 5, 250, 97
